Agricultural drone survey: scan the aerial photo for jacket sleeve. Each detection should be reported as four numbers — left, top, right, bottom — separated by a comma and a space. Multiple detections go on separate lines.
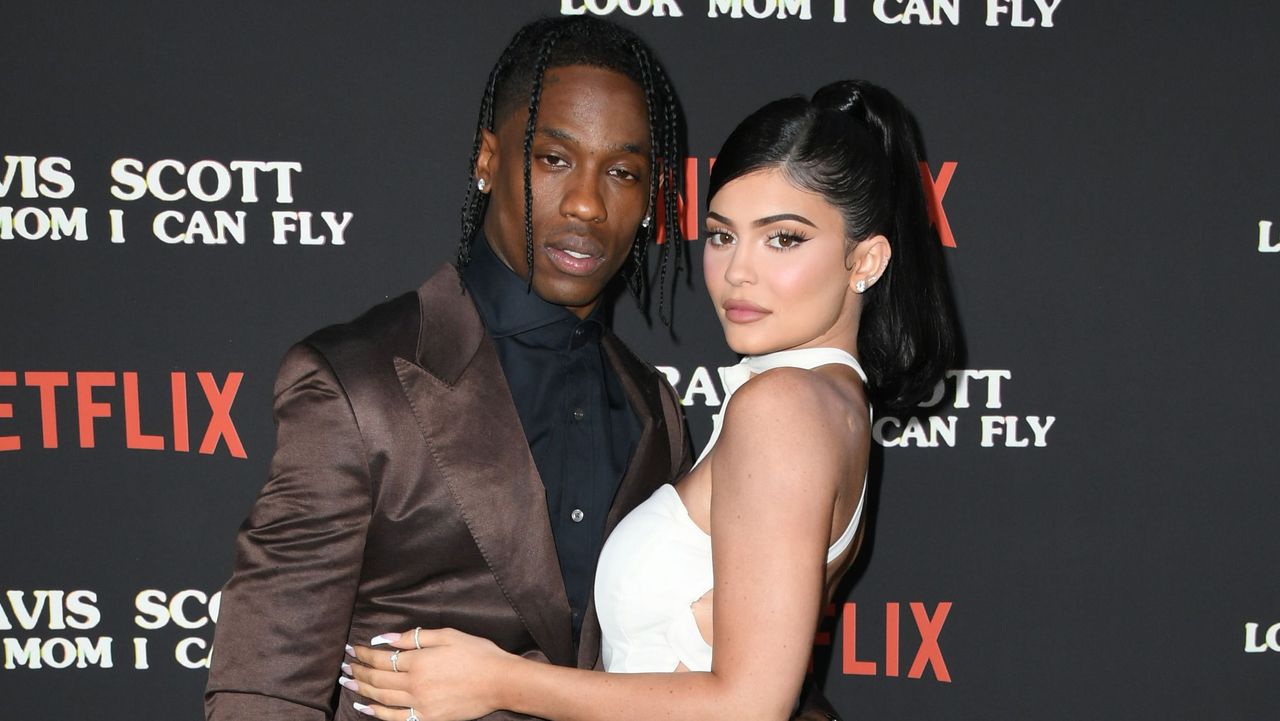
206, 342, 372, 720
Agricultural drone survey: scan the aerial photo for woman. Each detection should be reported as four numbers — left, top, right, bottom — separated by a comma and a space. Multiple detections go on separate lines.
343, 79, 958, 721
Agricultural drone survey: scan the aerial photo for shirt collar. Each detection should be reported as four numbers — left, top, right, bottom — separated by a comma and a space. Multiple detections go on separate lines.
461, 231, 605, 350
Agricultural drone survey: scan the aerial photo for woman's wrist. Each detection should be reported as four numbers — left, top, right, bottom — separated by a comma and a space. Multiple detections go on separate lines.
488, 649, 523, 711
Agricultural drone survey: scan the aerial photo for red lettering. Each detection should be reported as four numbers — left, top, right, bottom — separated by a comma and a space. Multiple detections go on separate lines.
809, 603, 837, 672
0, 370, 248, 458
75, 372, 115, 448
172, 372, 189, 453
841, 602, 877, 675
908, 601, 951, 682
682, 156, 701, 241
885, 601, 900, 677
0, 371, 19, 451
814, 602, 836, 646
197, 372, 245, 459
24, 371, 68, 448
657, 157, 703, 243
920, 161, 957, 248
123, 372, 165, 450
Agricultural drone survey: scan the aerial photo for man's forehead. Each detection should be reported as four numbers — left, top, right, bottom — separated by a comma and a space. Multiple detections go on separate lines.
496, 66, 651, 148
497, 64, 641, 114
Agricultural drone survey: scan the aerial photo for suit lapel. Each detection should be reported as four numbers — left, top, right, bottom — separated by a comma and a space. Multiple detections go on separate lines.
394, 266, 574, 667
601, 334, 669, 536
576, 333, 672, 669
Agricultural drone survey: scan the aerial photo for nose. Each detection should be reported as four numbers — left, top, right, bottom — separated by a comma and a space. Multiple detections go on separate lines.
560, 170, 607, 224
722, 242, 756, 287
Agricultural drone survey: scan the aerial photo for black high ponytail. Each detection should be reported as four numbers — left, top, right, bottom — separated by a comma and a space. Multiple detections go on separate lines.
708, 80, 960, 410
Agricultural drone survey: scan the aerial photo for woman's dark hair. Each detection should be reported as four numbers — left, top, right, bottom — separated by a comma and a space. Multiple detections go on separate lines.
707, 80, 959, 410
457, 16, 687, 319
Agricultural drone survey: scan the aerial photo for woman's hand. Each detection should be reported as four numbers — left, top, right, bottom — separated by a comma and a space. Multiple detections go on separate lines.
344, 627, 512, 721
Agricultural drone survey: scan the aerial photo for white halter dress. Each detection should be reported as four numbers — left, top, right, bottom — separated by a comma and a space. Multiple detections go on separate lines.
595, 347, 868, 673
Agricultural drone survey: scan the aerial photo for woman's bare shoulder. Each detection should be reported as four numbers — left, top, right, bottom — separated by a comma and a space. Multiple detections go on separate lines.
726, 365, 867, 435
715, 366, 867, 487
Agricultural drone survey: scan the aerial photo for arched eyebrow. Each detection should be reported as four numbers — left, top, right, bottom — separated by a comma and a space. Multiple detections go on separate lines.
706, 211, 818, 229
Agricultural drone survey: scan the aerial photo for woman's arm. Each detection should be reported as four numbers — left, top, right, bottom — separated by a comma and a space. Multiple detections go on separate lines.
349, 368, 858, 721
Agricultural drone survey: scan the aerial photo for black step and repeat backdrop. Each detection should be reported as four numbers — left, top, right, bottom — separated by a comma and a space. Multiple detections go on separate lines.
3, 2, 1278, 718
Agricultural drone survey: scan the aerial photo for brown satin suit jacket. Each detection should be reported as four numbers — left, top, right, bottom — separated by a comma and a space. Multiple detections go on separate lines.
205, 265, 691, 720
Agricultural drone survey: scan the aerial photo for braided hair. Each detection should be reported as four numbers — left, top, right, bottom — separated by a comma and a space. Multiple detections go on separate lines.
456, 16, 687, 321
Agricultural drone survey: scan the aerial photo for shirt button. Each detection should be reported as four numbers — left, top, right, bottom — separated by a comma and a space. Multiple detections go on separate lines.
571, 509, 585, 523
574, 327, 585, 337
571, 408, 585, 422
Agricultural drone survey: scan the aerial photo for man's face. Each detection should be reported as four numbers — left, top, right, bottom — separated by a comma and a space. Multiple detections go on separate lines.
478, 65, 652, 319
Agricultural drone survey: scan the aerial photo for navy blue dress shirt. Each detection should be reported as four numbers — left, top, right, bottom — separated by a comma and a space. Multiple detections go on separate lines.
461, 234, 640, 645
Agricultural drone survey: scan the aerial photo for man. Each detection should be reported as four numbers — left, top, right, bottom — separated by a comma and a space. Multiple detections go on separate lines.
206, 17, 690, 721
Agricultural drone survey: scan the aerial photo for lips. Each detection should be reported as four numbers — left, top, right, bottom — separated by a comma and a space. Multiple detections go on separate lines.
722, 298, 771, 324
543, 229, 607, 277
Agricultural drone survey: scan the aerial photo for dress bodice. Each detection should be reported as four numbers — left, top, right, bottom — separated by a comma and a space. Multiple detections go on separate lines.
594, 347, 868, 673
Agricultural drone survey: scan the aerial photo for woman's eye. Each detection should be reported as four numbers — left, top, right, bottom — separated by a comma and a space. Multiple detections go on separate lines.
766, 231, 809, 250
705, 230, 735, 246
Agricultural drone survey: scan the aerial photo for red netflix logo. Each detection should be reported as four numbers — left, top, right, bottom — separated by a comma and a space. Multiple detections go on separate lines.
920, 162, 957, 248
814, 601, 952, 683
660, 158, 958, 248
0, 370, 246, 459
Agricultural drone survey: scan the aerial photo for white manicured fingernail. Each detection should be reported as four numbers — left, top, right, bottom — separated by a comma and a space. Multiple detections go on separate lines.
345, 644, 354, 656
341, 662, 352, 675
370, 633, 401, 646
354, 702, 374, 715
338, 675, 358, 691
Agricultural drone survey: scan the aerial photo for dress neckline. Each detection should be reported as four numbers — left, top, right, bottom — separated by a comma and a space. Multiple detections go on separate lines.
741, 346, 866, 382
717, 347, 867, 402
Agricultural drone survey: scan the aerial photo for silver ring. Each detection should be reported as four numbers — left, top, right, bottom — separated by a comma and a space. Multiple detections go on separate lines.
406, 708, 420, 721
413, 626, 422, 650
390, 649, 400, 673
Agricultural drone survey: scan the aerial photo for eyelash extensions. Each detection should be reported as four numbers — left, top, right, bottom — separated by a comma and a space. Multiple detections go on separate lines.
703, 227, 813, 251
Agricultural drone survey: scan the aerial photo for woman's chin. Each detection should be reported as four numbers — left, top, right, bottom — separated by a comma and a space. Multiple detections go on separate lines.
721, 332, 782, 357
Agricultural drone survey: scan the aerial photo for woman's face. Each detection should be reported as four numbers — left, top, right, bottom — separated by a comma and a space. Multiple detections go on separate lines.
703, 168, 861, 356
